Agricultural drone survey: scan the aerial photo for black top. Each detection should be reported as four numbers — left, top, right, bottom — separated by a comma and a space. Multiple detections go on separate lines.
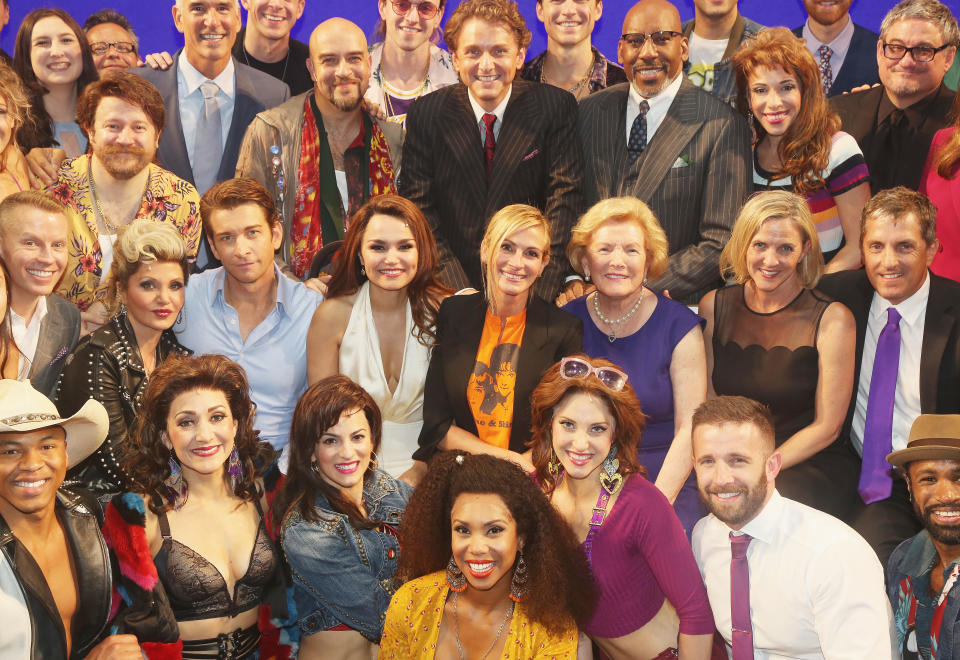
232, 27, 313, 96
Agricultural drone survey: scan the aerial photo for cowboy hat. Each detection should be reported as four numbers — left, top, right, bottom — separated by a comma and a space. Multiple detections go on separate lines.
0, 380, 109, 468
887, 414, 960, 470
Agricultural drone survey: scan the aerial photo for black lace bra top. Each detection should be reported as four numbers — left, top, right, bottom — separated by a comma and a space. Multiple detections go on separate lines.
153, 502, 278, 621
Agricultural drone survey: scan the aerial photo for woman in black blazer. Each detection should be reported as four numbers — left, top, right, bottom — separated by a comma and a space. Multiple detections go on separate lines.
415, 204, 583, 471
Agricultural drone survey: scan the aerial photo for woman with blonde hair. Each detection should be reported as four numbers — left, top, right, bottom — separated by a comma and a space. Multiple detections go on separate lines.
58, 219, 191, 497
732, 27, 871, 273
563, 196, 707, 532
0, 62, 32, 199
417, 204, 582, 471
699, 190, 855, 506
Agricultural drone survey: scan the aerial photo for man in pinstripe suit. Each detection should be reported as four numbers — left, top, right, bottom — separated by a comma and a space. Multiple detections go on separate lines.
399, 0, 585, 300
578, 0, 751, 303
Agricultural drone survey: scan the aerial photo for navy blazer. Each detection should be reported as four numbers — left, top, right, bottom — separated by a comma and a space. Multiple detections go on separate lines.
792, 23, 880, 96
416, 293, 583, 459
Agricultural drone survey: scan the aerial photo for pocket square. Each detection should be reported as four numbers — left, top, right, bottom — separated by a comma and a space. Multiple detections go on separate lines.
522, 149, 540, 161
671, 155, 692, 168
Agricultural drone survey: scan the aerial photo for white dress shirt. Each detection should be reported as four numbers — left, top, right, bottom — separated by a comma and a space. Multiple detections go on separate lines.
802, 17, 855, 86
467, 86, 512, 144
692, 490, 896, 659
9, 296, 47, 381
625, 72, 683, 145
850, 273, 929, 454
177, 50, 236, 175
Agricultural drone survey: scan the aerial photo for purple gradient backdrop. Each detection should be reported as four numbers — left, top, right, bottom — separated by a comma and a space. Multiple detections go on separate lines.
4, 0, 959, 68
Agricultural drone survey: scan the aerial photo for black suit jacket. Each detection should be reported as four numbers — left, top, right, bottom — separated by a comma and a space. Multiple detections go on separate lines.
415, 293, 583, 459
578, 80, 751, 302
818, 270, 960, 439
399, 81, 585, 300
792, 23, 880, 96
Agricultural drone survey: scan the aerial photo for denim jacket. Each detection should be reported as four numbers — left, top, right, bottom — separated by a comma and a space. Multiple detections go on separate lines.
682, 14, 765, 106
281, 469, 412, 642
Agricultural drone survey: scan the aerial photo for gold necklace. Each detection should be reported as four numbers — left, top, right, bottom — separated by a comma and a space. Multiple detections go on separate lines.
89, 164, 151, 234
380, 60, 430, 119
540, 64, 592, 100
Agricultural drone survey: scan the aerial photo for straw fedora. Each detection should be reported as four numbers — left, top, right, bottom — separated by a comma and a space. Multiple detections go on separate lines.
0, 380, 109, 468
886, 414, 960, 470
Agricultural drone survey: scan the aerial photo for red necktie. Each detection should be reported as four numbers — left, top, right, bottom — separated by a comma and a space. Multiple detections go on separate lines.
482, 113, 497, 181
730, 532, 754, 660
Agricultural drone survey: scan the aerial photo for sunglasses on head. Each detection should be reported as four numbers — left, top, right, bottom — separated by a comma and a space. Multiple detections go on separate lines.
559, 357, 628, 392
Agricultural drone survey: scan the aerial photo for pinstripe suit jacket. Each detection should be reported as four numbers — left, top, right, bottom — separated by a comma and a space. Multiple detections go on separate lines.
579, 80, 751, 302
399, 80, 585, 300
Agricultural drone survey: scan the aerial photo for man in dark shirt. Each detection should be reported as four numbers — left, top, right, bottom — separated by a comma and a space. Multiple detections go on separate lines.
830, 0, 957, 192
234, 0, 313, 95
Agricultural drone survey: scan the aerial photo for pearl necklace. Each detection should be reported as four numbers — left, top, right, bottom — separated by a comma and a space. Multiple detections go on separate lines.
453, 591, 514, 660
592, 288, 645, 343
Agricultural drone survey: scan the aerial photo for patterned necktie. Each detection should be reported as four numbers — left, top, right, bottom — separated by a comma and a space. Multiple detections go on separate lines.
818, 45, 834, 95
482, 113, 497, 181
627, 100, 650, 164
730, 532, 754, 660
194, 81, 223, 194
859, 306, 902, 504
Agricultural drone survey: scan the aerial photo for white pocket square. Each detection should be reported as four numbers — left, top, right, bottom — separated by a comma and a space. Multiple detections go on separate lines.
671, 156, 691, 168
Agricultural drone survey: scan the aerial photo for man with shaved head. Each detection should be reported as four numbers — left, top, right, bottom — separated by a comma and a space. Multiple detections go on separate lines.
133, 0, 289, 270
578, 0, 750, 302
237, 18, 403, 276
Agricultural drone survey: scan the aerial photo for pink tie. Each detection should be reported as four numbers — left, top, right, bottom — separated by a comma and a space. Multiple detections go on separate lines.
730, 532, 753, 660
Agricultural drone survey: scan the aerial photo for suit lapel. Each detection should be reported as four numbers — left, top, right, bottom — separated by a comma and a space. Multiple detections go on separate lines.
487, 81, 537, 208
586, 86, 630, 200
920, 274, 958, 411
440, 85, 488, 208
159, 52, 195, 186
220, 59, 253, 181
29, 298, 67, 381
515, 298, 550, 399
446, 296, 487, 434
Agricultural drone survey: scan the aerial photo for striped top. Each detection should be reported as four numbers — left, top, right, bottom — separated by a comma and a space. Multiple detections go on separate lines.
753, 131, 870, 261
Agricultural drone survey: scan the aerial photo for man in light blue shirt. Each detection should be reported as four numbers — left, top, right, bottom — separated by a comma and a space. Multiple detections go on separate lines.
175, 177, 321, 457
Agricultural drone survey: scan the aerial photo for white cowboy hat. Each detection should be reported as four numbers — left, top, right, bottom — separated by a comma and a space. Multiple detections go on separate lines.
0, 380, 109, 468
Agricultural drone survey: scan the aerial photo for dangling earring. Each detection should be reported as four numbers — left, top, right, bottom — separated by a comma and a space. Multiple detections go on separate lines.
599, 446, 623, 495
583, 268, 591, 283
509, 549, 529, 602
311, 459, 321, 474
446, 556, 467, 592
359, 261, 366, 277
176, 308, 183, 325
165, 456, 188, 509
369, 451, 379, 471
227, 447, 242, 491
547, 449, 561, 479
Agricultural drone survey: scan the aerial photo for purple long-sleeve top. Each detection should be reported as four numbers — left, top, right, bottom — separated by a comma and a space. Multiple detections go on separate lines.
584, 475, 715, 638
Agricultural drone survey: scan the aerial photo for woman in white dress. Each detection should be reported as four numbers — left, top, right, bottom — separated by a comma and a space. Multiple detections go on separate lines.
306, 194, 451, 484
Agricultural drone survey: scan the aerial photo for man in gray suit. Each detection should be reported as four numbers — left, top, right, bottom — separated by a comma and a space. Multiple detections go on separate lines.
578, 0, 751, 302
133, 0, 289, 269
0, 192, 80, 399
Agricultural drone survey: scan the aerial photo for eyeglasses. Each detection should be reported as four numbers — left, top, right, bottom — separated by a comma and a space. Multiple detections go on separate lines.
881, 42, 952, 63
559, 357, 628, 392
620, 31, 682, 49
391, 0, 440, 20
89, 41, 136, 55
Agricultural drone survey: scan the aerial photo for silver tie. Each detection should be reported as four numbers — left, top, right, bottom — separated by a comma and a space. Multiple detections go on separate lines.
193, 81, 223, 194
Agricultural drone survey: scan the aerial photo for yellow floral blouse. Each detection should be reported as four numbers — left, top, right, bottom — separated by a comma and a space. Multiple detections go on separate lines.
379, 572, 578, 659
48, 155, 201, 311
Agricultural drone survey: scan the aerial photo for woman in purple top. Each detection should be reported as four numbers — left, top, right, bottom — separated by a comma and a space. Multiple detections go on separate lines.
530, 355, 715, 660
563, 197, 707, 533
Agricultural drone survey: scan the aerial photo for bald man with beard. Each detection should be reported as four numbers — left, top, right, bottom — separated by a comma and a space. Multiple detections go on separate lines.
237, 18, 404, 276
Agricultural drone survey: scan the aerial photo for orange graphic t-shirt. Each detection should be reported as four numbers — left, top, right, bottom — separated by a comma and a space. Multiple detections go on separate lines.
467, 309, 527, 450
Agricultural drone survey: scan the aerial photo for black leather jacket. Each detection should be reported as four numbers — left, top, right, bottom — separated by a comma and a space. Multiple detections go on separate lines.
57, 312, 190, 495
0, 487, 112, 659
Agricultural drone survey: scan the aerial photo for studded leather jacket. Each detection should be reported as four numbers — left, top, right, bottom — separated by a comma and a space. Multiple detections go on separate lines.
0, 487, 112, 659
57, 312, 190, 495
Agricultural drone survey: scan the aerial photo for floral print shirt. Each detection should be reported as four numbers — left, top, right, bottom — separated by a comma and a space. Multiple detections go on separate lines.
48, 155, 201, 311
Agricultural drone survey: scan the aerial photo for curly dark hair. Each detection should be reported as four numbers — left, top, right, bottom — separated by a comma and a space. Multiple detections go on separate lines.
528, 355, 646, 494
121, 354, 274, 514
396, 452, 596, 632
326, 194, 452, 345
273, 375, 384, 530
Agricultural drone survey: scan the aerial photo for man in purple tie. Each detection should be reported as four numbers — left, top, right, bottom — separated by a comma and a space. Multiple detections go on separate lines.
796, 187, 960, 566
691, 395, 895, 659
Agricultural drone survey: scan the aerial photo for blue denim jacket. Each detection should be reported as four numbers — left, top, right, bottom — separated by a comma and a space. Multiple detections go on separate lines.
281, 470, 412, 642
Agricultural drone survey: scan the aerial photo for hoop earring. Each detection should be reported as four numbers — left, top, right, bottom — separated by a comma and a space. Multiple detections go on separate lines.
446, 556, 467, 592
509, 549, 529, 602
165, 456, 188, 509
227, 447, 242, 491
599, 446, 623, 496
547, 450, 561, 479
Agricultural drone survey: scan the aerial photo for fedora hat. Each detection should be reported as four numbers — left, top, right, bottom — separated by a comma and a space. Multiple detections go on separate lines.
0, 380, 109, 468
887, 414, 960, 469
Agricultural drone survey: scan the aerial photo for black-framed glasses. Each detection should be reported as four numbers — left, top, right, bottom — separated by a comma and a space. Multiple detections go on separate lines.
620, 31, 682, 49
881, 41, 952, 63
391, 0, 440, 20
559, 357, 628, 392
89, 41, 135, 55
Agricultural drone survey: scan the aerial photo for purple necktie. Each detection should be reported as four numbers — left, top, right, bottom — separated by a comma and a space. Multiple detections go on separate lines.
818, 45, 834, 94
859, 307, 902, 504
730, 532, 753, 660
482, 113, 497, 181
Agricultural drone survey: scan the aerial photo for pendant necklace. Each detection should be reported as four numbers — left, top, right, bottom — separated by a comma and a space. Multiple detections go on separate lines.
592, 288, 645, 343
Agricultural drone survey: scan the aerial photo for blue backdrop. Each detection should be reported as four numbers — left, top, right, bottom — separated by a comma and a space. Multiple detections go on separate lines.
5, 0, 959, 67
